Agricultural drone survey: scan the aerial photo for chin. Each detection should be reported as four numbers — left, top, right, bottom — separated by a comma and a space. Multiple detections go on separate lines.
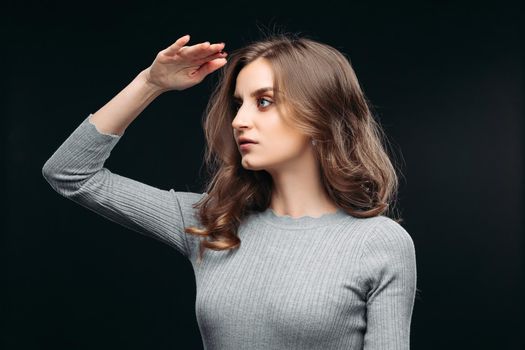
241, 158, 265, 171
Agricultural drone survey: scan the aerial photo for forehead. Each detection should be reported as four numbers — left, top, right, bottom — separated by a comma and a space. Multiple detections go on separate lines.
234, 58, 274, 97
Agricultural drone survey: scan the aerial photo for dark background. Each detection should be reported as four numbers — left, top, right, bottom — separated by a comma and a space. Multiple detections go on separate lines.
3, 0, 523, 349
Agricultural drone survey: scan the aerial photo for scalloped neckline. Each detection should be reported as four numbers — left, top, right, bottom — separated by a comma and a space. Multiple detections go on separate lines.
268, 208, 340, 219
259, 207, 349, 229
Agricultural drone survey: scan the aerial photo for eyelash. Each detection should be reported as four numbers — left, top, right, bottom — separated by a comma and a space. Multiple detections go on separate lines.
233, 97, 273, 111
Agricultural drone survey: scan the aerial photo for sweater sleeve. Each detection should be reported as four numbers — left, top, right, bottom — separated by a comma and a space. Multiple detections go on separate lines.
360, 217, 417, 350
41, 113, 205, 260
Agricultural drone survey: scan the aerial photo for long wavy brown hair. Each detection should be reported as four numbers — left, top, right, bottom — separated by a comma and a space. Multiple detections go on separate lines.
185, 31, 404, 264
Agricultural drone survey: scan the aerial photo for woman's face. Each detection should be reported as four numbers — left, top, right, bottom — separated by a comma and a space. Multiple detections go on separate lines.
232, 58, 314, 174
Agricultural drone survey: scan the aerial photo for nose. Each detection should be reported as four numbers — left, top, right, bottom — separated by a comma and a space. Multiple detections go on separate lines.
231, 106, 252, 131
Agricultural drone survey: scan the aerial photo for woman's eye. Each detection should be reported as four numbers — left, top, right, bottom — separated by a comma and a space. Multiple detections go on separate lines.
257, 98, 272, 108
232, 97, 272, 111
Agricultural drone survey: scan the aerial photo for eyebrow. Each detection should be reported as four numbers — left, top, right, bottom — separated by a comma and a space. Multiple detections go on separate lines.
233, 87, 274, 100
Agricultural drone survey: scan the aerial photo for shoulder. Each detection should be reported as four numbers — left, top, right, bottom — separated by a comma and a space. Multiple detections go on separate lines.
373, 216, 413, 245
358, 215, 416, 261
356, 216, 417, 293
340, 214, 412, 243
170, 191, 207, 226
172, 191, 207, 205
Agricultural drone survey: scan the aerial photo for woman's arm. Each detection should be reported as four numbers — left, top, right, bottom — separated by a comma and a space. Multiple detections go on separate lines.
42, 113, 206, 259
88, 69, 163, 137
360, 217, 417, 349
42, 34, 227, 260
89, 34, 227, 136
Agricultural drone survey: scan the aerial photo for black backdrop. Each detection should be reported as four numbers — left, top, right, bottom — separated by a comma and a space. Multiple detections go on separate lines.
3, 1, 523, 349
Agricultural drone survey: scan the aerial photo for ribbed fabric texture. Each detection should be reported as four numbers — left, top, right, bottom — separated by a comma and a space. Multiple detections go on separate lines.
42, 114, 417, 350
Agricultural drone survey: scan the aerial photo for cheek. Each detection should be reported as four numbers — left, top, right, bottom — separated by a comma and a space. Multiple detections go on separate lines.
268, 135, 310, 159
279, 129, 309, 148
255, 116, 309, 157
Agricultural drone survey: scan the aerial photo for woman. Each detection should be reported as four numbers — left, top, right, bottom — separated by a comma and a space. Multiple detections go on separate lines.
43, 31, 417, 349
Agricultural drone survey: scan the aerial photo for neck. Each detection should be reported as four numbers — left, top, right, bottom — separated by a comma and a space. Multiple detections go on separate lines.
268, 164, 338, 219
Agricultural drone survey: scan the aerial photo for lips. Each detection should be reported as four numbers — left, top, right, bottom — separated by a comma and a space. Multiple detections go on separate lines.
238, 137, 257, 145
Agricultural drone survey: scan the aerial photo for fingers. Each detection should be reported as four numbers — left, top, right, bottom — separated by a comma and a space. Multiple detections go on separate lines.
194, 49, 228, 66
162, 35, 227, 78
181, 41, 226, 60
194, 57, 228, 80
164, 34, 192, 55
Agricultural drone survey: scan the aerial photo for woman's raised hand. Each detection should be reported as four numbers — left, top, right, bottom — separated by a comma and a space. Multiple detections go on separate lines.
144, 34, 228, 92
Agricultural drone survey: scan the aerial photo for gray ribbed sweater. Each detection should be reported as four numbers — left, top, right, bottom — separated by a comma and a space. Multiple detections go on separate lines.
42, 114, 417, 349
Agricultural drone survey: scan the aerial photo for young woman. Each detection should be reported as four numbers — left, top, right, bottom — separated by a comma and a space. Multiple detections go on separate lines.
43, 32, 417, 349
